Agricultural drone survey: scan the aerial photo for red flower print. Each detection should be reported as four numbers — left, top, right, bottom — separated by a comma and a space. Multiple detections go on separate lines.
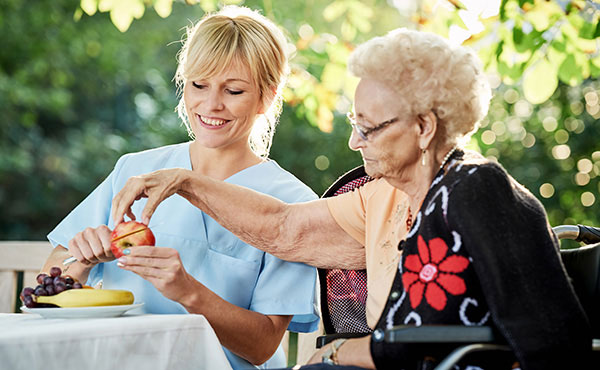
402, 235, 469, 311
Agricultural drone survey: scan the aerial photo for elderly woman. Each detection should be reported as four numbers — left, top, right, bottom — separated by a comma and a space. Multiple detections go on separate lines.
111, 29, 591, 369
41, 6, 319, 369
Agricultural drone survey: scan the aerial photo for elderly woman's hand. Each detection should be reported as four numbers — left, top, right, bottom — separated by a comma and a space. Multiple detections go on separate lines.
68, 225, 114, 266
111, 168, 189, 226
115, 246, 195, 302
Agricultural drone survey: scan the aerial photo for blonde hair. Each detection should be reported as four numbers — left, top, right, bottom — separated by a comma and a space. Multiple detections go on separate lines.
175, 6, 289, 157
348, 28, 491, 147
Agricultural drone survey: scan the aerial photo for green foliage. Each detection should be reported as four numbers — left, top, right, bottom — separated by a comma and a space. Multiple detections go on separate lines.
1, 0, 599, 241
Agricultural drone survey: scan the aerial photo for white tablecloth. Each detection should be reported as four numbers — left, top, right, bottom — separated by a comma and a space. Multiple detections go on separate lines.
0, 313, 232, 370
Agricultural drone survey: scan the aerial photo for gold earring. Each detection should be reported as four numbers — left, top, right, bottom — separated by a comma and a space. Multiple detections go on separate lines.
421, 149, 426, 166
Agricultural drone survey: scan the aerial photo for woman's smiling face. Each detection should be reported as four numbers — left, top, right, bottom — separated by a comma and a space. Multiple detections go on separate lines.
183, 60, 264, 151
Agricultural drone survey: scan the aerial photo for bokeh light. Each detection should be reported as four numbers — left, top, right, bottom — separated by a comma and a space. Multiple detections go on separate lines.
564, 117, 585, 133
503, 89, 519, 104
539, 183, 555, 198
514, 100, 532, 118
581, 192, 596, 207
491, 121, 506, 136
554, 129, 569, 144
481, 130, 496, 145
577, 158, 593, 173
570, 101, 584, 115
542, 116, 558, 132
575, 172, 590, 186
314, 155, 330, 171
552, 144, 571, 160
521, 133, 536, 148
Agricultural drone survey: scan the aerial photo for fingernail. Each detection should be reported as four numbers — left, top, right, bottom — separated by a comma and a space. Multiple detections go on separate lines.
118, 257, 128, 264
122, 249, 131, 255
117, 262, 124, 268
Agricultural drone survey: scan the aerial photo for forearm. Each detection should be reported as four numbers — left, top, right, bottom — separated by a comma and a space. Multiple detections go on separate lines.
42, 246, 94, 283
338, 336, 375, 368
180, 279, 290, 365
176, 170, 366, 269
177, 170, 303, 262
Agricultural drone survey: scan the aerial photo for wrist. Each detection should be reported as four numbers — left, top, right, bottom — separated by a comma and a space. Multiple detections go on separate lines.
321, 338, 348, 365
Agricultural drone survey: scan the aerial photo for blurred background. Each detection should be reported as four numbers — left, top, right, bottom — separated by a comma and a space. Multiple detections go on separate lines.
1, 0, 599, 241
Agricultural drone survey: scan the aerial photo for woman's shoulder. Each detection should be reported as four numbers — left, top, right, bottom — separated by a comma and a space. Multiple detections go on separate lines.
237, 160, 318, 202
444, 150, 509, 186
114, 143, 190, 173
444, 151, 541, 211
117, 142, 188, 163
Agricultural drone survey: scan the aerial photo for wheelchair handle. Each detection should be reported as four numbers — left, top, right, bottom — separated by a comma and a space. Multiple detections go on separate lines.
553, 224, 600, 244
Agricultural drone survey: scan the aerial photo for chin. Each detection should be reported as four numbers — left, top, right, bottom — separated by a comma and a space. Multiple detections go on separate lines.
363, 163, 383, 179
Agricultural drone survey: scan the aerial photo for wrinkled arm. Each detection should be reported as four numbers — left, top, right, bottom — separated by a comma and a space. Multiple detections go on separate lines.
112, 168, 365, 269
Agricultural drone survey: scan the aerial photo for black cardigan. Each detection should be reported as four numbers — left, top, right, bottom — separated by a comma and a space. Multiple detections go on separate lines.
370, 151, 591, 370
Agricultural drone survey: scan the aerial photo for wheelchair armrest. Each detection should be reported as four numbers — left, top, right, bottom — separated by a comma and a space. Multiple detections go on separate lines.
384, 325, 509, 370
316, 332, 369, 348
384, 325, 497, 343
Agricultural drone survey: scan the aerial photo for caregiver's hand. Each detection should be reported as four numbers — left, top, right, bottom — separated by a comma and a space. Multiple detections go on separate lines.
111, 168, 189, 225
116, 246, 196, 302
68, 225, 114, 265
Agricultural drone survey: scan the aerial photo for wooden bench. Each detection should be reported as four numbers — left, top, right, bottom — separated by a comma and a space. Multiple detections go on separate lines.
0, 241, 52, 313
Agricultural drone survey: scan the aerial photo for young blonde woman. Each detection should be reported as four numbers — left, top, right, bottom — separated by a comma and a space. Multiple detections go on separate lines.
42, 6, 319, 369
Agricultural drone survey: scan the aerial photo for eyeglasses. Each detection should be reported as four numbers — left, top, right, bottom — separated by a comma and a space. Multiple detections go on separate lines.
346, 111, 399, 141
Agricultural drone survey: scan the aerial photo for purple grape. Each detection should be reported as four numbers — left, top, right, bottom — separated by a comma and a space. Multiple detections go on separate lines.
49, 266, 62, 278
45, 285, 55, 295
73, 282, 83, 289
21, 287, 35, 297
53, 276, 65, 286
43, 276, 53, 286
34, 287, 47, 296
65, 284, 73, 290
36, 273, 48, 285
54, 282, 66, 294
23, 295, 36, 308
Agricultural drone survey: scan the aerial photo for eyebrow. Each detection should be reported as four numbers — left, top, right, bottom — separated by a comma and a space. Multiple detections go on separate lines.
224, 78, 250, 84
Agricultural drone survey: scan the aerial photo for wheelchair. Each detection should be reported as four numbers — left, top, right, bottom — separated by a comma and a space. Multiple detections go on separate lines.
316, 166, 600, 369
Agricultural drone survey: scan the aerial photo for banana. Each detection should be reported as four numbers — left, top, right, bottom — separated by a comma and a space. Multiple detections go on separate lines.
35, 289, 134, 308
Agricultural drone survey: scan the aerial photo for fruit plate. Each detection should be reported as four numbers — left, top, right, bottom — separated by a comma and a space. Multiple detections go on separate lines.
20, 302, 144, 319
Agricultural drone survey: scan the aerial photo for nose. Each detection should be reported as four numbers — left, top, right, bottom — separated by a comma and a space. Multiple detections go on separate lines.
348, 127, 365, 151
206, 89, 224, 111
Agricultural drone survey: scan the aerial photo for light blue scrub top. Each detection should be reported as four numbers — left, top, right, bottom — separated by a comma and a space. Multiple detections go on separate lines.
47, 142, 320, 369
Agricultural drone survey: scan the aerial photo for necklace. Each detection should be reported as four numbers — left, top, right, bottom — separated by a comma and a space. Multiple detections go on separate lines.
439, 146, 458, 172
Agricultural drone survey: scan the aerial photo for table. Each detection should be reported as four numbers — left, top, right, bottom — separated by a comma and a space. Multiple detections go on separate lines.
0, 313, 232, 370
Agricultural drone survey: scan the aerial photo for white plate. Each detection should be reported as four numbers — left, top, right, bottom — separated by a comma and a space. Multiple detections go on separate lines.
20, 303, 144, 319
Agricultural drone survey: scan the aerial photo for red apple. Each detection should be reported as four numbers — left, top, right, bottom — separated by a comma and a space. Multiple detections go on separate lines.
110, 221, 155, 258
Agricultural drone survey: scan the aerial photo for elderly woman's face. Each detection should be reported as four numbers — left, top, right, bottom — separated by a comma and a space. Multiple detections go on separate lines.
183, 60, 264, 151
349, 78, 421, 180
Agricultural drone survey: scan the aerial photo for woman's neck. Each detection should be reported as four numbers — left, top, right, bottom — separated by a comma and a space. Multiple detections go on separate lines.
189, 141, 263, 181
386, 145, 456, 214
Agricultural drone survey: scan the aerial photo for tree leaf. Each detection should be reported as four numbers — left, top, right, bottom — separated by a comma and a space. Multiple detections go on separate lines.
109, 0, 145, 32
80, 0, 97, 16
523, 58, 558, 104
323, 1, 347, 22
153, 0, 173, 18
558, 54, 581, 86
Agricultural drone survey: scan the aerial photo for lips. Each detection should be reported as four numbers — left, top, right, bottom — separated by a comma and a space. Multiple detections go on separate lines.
197, 114, 230, 129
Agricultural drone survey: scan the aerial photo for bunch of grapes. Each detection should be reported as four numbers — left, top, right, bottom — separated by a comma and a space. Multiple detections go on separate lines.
20, 266, 83, 308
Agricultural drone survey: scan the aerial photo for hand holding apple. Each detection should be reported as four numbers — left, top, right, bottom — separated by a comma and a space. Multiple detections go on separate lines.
110, 221, 155, 258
